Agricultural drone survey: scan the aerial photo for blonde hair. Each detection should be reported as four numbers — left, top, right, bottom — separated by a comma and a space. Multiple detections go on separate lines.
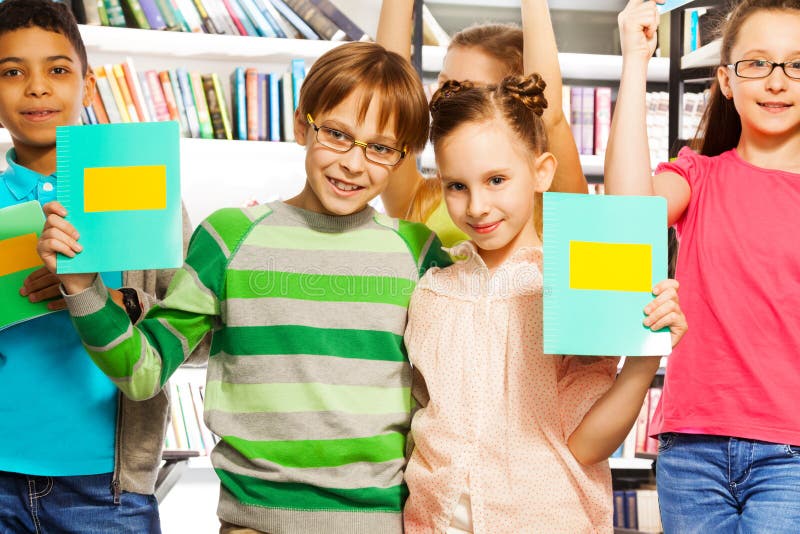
408, 24, 526, 225
298, 42, 429, 153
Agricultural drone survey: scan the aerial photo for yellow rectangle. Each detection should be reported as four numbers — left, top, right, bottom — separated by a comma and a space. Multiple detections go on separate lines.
0, 233, 43, 277
570, 241, 652, 292
83, 165, 167, 213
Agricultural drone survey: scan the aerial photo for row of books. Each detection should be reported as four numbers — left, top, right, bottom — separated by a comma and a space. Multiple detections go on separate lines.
165, 381, 218, 455
67, 0, 370, 41
562, 87, 707, 165
613, 487, 662, 533
80, 58, 306, 142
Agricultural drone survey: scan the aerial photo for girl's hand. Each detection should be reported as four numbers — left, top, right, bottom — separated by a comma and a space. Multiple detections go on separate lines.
618, 0, 663, 62
37, 201, 96, 294
644, 278, 687, 348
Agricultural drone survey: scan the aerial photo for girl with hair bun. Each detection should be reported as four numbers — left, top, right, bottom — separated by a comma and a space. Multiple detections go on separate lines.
403, 75, 688, 533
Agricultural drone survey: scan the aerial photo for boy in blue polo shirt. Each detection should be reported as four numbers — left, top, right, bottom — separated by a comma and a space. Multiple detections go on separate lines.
0, 1, 195, 531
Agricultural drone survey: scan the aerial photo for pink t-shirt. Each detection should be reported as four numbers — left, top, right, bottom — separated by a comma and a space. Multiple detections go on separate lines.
652, 147, 800, 445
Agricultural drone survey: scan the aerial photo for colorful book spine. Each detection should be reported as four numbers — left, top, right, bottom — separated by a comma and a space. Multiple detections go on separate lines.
189, 72, 214, 139
113, 64, 141, 122
159, 71, 186, 134
220, 0, 249, 35
145, 70, 171, 121
167, 70, 191, 136
176, 68, 201, 138
138, 0, 167, 29
137, 72, 158, 122
96, 0, 110, 26
256, 0, 297, 38
231, 67, 247, 140
308, 0, 368, 41
205, 0, 239, 35
168, 382, 189, 449
268, 72, 280, 141
191, 0, 220, 33
280, 70, 294, 142
103, 0, 128, 27
121, 0, 152, 29
580, 86, 595, 156
266, 0, 318, 39
569, 86, 582, 154
237, 0, 277, 37
93, 67, 122, 123
172, 0, 204, 32
245, 68, 259, 141
83, 0, 102, 25
90, 88, 111, 124
122, 58, 150, 122
104, 64, 132, 122
188, 383, 216, 455
290, 58, 305, 111
176, 383, 204, 451
153, 0, 181, 29
252, 0, 287, 38
202, 74, 227, 140
279, 0, 343, 40
257, 73, 267, 141
594, 86, 612, 156
211, 73, 234, 140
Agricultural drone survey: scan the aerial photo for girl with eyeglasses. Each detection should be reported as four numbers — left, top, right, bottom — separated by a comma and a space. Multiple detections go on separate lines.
607, 1, 800, 532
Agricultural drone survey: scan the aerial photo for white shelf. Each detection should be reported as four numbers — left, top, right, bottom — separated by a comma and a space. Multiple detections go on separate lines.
422, 46, 670, 82
609, 457, 654, 470
681, 39, 721, 70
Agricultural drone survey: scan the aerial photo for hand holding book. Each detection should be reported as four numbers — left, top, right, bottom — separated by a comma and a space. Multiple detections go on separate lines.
36, 201, 96, 296
20, 267, 67, 311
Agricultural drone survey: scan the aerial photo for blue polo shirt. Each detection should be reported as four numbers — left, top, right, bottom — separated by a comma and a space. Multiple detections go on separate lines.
0, 149, 120, 476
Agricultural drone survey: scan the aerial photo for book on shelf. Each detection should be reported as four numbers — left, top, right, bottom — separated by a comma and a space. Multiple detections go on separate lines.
613, 487, 662, 533
278, 0, 343, 40
55, 121, 183, 273
120, 0, 152, 30
421, 4, 450, 47
308, 0, 368, 41
165, 381, 219, 456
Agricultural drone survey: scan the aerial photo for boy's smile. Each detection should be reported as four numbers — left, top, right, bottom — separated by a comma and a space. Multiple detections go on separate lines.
0, 26, 93, 173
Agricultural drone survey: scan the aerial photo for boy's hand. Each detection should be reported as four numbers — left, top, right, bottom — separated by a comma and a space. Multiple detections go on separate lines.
618, 0, 664, 62
643, 278, 687, 348
20, 267, 66, 310
37, 201, 96, 295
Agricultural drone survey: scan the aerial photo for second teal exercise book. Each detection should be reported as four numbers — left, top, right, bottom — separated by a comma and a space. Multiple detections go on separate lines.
56, 121, 182, 274
542, 192, 671, 357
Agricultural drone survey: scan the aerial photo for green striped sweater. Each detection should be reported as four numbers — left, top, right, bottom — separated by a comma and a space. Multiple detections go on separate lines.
64, 201, 450, 533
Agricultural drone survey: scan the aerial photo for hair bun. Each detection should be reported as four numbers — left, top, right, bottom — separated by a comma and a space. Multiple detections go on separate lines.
430, 79, 474, 112
501, 74, 548, 116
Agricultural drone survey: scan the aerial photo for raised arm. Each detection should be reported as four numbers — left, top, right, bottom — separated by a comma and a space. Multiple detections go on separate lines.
522, 0, 587, 194
605, 0, 690, 224
377, 0, 426, 219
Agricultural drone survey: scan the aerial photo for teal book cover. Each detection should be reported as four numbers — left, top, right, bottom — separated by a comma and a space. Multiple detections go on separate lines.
0, 201, 56, 330
657, 0, 695, 13
56, 121, 182, 274
543, 192, 671, 357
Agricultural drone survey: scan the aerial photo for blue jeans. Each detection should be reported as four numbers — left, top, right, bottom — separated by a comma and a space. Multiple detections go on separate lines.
656, 433, 800, 534
0, 471, 161, 534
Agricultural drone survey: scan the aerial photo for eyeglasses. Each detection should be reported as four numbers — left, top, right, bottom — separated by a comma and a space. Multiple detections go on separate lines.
306, 114, 406, 166
727, 59, 800, 80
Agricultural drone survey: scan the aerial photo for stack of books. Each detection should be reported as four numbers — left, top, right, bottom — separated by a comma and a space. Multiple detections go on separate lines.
164, 381, 218, 456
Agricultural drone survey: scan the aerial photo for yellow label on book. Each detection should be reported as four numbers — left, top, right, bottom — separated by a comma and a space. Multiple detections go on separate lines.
569, 241, 652, 292
83, 165, 167, 212
0, 233, 43, 277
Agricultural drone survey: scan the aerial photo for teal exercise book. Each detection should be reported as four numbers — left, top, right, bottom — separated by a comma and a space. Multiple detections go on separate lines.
542, 192, 671, 357
657, 0, 695, 13
56, 121, 182, 274
0, 201, 56, 331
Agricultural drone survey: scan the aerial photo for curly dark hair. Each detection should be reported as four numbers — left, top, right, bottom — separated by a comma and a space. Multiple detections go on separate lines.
0, 0, 88, 75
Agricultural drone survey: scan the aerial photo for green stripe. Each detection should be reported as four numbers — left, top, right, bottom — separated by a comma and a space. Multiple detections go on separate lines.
71, 292, 131, 348
205, 207, 260, 252
247, 225, 408, 253
85, 326, 142, 378
397, 220, 431, 266
211, 325, 406, 361
224, 432, 405, 468
184, 226, 229, 299
203, 380, 412, 415
217, 469, 407, 512
226, 270, 414, 307
137, 314, 200, 385
164, 269, 217, 315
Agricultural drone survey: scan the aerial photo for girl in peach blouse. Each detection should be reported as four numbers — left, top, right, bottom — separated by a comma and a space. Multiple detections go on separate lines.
403, 76, 689, 534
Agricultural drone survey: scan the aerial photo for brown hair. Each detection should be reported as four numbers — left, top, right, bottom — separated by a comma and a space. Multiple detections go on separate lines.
297, 42, 429, 153
692, 0, 800, 156
449, 23, 524, 79
428, 75, 550, 235
0, 0, 88, 76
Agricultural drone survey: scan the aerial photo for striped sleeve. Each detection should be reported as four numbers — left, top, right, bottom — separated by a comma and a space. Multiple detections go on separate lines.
397, 220, 452, 277
65, 207, 259, 400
